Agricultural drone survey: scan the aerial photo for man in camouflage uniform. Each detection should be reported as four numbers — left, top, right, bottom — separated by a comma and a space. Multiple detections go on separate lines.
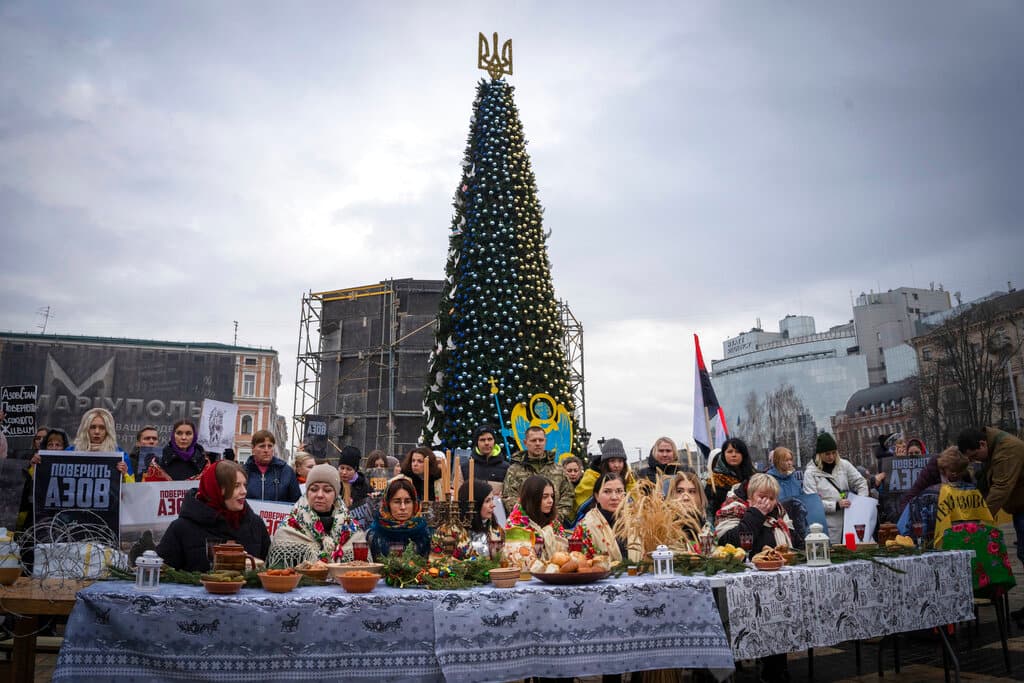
502, 425, 575, 525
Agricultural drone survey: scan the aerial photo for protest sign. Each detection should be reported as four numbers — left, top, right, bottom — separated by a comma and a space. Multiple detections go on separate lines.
879, 456, 931, 492
842, 493, 879, 543
119, 482, 292, 553
198, 399, 238, 454
248, 499, 292, 537
1, 384, 38, 437
34, 451, 122, 539
303, 415, 329, 459
119, 480, 198, 551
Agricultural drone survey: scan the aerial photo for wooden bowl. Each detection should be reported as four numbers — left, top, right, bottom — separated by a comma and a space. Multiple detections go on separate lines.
489, 567, 520, 588
0, 567, 21, 585
327, 562, 384, 580
295, 566, 330, 582
338, 572, 380, 594
778, 551, 798, 566
258, 571, 302, 593
753, 558, 785, 572
201, 579, 245, 595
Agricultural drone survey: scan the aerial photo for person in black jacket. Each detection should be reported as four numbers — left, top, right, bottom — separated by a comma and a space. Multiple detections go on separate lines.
156, 460, 270, 572
338, 446, 371, 510
460, 424, 510, 495
244, 429, 302, 503
638, 436, 684, 483
156, 419, 207, 481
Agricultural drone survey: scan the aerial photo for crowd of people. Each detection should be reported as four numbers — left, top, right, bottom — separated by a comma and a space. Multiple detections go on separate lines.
10, 408, 1024, 683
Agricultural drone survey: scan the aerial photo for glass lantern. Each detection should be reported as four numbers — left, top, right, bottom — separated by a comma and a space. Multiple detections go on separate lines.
135, 550, 164, 592
804, 523, 831, 567
651, 544, 675, 578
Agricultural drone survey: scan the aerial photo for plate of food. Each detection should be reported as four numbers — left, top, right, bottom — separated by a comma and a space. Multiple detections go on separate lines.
529, 551, 611, 584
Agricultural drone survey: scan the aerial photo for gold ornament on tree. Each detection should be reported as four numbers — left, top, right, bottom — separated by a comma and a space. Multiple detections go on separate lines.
478, 32, 513, 80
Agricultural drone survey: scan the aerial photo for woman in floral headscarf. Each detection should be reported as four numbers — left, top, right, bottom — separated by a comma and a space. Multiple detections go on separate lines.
366, 477, 432, 559
271, 464, 361, 563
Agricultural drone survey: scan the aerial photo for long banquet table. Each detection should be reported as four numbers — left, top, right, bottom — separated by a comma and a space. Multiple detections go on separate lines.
52, 574, 733, 682
715, 549, 975, 660
50, 550, 975, 682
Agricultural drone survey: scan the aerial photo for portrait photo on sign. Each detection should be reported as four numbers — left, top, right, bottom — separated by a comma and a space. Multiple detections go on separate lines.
198, 399, 238, 454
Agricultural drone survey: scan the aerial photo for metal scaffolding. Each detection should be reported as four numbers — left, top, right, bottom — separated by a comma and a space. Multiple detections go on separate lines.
559, 299, 587, 447
294, 283, 587, 457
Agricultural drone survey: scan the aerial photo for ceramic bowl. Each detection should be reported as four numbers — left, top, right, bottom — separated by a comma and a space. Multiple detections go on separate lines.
201, 579, 245, 594
489, 567, 520, 588
258, 571, 302, 593
338, 572, 380, 594
295, 566, 330, 582
753, 558, 785, 572
326, 562, 384, 580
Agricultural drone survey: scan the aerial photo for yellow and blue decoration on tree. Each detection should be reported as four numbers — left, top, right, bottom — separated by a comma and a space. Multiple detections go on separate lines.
511, 392, 573, 462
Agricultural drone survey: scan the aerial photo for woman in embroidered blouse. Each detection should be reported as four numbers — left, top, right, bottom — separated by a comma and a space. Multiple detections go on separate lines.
504, 475, 568, 562
271, 464, 361, 563
572, 472, 641, 564
715, 473, 793, 553
455, 479, 504, 559
366, 476, 432, 558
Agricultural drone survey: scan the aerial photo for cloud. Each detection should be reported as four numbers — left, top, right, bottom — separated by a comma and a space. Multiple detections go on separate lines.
1, 2, 1022, 454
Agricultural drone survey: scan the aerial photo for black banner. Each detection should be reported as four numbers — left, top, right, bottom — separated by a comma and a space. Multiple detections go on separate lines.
0, 340, 235, 453
304, 415, 329, 460
1, 384, 37, 437
879, 456, 931, 493
33, 452, 122, 539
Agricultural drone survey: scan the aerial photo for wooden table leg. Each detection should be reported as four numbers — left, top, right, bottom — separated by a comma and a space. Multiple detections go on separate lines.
10, 616, 38, 683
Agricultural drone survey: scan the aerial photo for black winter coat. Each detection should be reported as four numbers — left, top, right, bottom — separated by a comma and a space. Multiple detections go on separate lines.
155, 489, 270, 572
460, 449, 510, 487
243, 456, 302, 503
158, 443, 207, 481
347, 472, 372, 510
637, 454, 683, 483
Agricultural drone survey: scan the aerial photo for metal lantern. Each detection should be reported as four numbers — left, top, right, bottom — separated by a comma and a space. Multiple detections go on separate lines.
651, 545, 675, 578
805, 523, 831, 567
135, 550, 164, 592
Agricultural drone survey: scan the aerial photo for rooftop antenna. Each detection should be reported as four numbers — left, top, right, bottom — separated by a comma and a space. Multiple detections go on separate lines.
233, 320, 238, 346
36, 306, 53, 334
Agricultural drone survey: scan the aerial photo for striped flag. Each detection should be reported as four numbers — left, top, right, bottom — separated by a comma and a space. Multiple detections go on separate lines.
692, 333, 728, 456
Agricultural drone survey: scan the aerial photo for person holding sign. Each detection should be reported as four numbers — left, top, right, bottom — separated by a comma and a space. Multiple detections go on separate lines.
802, 433, 867, 544
151, 419, 207, 481
70, 408, 132, 480
156, 460, 270, 572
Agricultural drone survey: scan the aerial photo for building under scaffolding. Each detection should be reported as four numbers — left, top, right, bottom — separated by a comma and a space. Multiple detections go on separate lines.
293, 279, 588, 459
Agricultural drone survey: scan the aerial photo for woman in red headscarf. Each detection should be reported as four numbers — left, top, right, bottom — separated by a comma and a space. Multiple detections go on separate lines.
156, 461, 270, 571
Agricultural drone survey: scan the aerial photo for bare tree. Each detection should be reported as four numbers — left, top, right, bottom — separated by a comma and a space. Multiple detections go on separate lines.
733, 384, 813, 467
915, 296, 1023, 437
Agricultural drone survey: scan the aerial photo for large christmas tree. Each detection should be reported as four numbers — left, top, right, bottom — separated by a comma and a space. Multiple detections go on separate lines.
421, 76, 578, 453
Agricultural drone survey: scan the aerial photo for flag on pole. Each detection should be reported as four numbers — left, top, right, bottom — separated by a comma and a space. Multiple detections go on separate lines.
692, 333, 728, 457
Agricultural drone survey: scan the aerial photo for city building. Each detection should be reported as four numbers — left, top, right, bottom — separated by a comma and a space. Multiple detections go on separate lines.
831, 379, 919, 468
853, 286, 951, 385
712, 317, 869, 464
909, 288, 1024, 445
0, 332, 285, 458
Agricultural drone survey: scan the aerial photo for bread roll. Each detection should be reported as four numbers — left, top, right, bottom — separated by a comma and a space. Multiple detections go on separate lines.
550, 551, 570, 566
559, 559, 579, 573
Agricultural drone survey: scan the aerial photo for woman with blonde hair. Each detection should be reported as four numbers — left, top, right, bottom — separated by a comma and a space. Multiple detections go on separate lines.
292, 452, 316, 484
668, 470, 709, 541
71, 408, 132, 477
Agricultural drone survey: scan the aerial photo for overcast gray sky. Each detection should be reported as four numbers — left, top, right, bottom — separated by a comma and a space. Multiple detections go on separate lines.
2, 2, 1022, 459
